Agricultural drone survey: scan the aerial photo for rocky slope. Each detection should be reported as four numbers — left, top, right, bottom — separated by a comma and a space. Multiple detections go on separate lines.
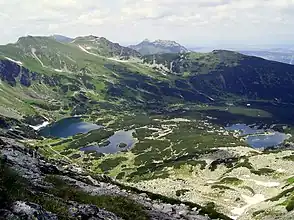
0, 137, 229, 220
71, 35, 141, 59
129, 39, 189, 55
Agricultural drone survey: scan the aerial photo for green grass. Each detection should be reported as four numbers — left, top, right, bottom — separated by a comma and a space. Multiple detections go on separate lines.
217, 177, 243, 186
286, 195, 294, 211
287, 177, 294, 184
65, 129, 114, 150
98, 157, 128, 172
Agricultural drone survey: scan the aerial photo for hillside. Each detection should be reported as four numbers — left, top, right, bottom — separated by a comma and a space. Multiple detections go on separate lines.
129, 39, 189, 55
1, 35, 294, 220
143, 50, 294, 103
2, 36, 294, 119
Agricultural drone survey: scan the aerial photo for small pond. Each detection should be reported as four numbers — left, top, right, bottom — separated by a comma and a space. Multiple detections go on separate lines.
40, 117, 102, 138
225, 124, 263, 136
225, 124, 290, 148
81, 130, 136, 154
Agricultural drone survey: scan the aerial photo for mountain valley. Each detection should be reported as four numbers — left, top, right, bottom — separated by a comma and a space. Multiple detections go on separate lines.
0, 35, 294, 220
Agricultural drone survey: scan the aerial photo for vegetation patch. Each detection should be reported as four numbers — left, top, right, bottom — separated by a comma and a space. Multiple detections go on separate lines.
66, 129, 114, 149
211, 185, 235, 191
217, 177, 243, 186
283, 155, 294, 161
98, 157, 128, 172
251, 168, 276, 176
287, 177, 294, 184
268, 187, 294, 202
0, 160, 70, 219
241, 186, 255, 195
286, 195, 294, 212
45, 175, 149, 220
176, 189, 190, 197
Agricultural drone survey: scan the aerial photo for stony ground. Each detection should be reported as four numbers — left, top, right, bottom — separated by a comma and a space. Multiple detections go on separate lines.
0, 137, 228, 220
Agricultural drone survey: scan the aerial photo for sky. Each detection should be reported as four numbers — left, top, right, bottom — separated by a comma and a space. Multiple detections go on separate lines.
1, 0, 294, 48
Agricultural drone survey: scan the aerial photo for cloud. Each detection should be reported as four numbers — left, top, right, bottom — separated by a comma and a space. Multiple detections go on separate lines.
0, 0, 294, 46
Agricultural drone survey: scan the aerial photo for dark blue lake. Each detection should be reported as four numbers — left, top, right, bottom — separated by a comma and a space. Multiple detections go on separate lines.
225, 124, 289, 148
40, 117, 102, 138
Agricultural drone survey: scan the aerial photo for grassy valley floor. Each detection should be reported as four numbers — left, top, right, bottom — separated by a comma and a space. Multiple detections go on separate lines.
28, 104, 294, 219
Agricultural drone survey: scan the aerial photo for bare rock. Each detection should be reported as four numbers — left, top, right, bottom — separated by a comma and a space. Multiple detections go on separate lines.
12, 201, 58, 220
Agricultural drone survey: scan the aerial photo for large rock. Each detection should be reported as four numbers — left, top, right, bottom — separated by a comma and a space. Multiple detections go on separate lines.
12, 201, 58, 220
69, 204, 122, 220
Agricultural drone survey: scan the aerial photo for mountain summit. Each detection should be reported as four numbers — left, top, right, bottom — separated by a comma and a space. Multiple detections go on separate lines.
129, 39, 189, 55
51, 34, 74, 43
71, 35, 141, 59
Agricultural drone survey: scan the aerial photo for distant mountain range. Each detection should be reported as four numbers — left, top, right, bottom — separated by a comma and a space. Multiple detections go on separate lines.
51, 35, 189, 57
189, 46, 294, 65
239, 50, 294, 65
50, 36, 294, 65
129, 39, 189, 55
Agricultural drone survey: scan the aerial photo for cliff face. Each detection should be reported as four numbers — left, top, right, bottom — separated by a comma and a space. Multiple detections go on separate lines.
0, 137, 225, 220
0, 59, 60, 87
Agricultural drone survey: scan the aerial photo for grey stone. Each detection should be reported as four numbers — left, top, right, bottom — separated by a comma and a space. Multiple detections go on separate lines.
12, 201, 58, 220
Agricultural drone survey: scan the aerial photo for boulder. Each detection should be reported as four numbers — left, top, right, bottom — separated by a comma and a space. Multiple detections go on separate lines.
12, 201, 58, 220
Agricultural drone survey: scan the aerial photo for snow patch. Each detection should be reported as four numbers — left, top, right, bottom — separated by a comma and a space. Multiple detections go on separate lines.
78, 45, 99, 57
252, 180, 280, 187
4, 57, 23, 66
277, 168, 286, 173
31, 48, 45, 67
231, 194, 265, 219
107, 57, 129, 63
29, 121, 49, 131
54, 69, 63, 73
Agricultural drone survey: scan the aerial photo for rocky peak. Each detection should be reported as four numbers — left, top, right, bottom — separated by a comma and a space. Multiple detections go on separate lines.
142, 38, 151, 43
129, 39, 189, 55
51, 35, 73, 43
153, 39, 181, 47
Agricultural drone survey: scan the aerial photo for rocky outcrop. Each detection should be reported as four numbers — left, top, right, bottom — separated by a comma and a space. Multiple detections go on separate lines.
0, 115, 40, 140
0, 137, 216, 220
129, 39, 188, 55
72, 35, 141, 58
0, 59, 60, 87
0, 201, 58, 220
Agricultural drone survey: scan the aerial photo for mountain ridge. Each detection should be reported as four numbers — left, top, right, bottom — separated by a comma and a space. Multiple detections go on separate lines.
1, 34, 294, 220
